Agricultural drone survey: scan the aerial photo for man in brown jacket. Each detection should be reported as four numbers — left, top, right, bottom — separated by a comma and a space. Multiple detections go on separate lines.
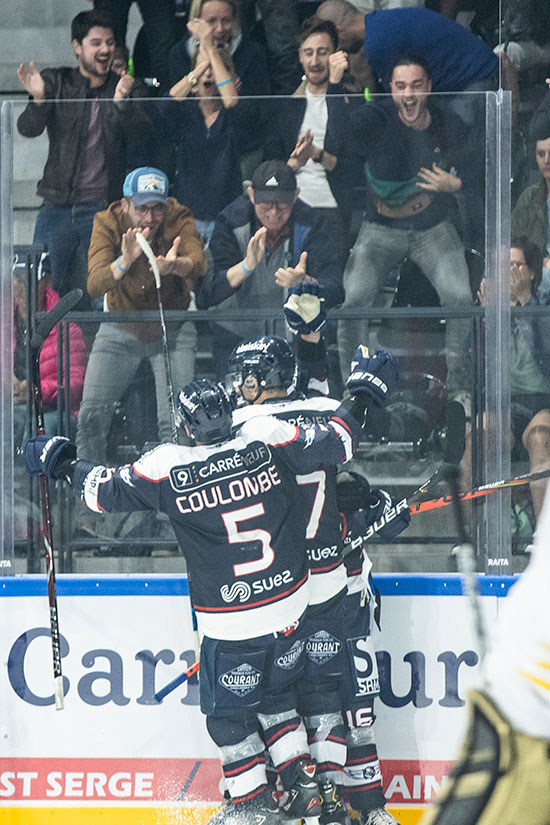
76, 166, 205, 463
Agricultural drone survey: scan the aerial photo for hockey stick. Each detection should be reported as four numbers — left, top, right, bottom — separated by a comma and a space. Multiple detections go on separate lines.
135, 233, 201, 663
30, 287, 83, 710
135, 232, 178, 442
154, 659, 200, 702
441, 464, 488, 660
359, 466, 550, 541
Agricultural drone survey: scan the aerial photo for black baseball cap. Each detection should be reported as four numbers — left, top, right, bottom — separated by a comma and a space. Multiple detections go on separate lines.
251, 160, 297, 204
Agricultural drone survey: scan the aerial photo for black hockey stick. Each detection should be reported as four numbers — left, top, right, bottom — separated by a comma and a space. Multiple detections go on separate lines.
30, 288, 83, 710
441, 464, 488, 660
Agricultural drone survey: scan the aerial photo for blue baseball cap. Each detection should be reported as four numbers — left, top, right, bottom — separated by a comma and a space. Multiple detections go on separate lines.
123, 167, 169, 206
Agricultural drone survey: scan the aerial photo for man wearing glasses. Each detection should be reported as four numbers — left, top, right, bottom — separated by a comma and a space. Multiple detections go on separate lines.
198, 159, 344, 374
76, 166, 206, 464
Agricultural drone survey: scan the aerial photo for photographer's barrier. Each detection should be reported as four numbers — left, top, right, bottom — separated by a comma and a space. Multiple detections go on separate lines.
0, 574, 516, 825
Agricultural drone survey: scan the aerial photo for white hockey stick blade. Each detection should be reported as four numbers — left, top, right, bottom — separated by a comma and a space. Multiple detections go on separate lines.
54, 675, 64, 711
136, 231, 161, 288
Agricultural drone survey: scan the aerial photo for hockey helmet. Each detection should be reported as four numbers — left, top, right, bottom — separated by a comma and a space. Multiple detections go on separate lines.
226, 336, 297, 403
177, 379, 233, 444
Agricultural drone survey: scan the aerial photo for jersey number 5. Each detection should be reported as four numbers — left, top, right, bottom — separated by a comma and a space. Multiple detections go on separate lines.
222, 503, 275, 577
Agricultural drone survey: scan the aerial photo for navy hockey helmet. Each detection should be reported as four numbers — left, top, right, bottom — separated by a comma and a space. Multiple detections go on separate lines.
226, 336, 297, 403
177, 379, 233, 444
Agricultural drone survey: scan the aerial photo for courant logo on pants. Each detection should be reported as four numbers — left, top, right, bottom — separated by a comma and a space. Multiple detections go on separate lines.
306, 630, 342, 665
218, 663, 262, 696
275, 639, 305, 671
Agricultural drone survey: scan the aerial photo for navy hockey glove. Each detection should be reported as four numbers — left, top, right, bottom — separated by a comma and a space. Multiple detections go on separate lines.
24, 435, 77, 480
336, 470, 371, 515
284, 282, 326, 335
366, 489, 410, 540
347, 346, 398, 407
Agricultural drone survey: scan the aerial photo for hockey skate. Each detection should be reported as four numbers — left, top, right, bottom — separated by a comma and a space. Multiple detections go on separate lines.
361, 807, 399, 825
319, 780, 348, 825
207, 786, 281, 825
281, 757, 322, 820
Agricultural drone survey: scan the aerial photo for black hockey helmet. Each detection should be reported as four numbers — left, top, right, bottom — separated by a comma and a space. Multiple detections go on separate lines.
177, 379, 233, 444
226, 336, 297, 403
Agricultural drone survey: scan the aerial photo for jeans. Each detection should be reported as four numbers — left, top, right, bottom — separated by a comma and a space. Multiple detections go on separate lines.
337, 219, 473, 395
76, 320, 197, 463
33, 200, 107, 309
93, 0, 177, 88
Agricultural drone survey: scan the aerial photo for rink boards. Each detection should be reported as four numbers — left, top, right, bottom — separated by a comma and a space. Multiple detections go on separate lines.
0, 574, 516, 825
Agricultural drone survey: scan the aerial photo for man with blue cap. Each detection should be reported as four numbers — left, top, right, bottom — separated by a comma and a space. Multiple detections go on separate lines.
76, 166, 206, 465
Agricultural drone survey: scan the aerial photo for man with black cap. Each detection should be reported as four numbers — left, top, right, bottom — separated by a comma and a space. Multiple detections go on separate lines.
198, 159, 345, 373
76, 166, 205, 465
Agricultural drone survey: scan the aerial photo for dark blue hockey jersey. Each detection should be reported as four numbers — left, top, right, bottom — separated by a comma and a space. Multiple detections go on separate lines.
75, 410, 357, 640
233, 396, 347, 605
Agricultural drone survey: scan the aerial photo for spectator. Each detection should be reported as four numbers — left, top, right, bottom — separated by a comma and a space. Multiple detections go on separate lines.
161, 16, 244, 245
494, 0, 550, 73
461, 238, 550, 539
265, 16, 363, 250
197, 159, 345, 374
237, 0, 302, 94
16, 11, 152, 309
12, 253, 87, 445
316, 1, 498, 93
91, 0, 178, 90
335, 55, 472, 401
111, 45, 130, 77
76, 167, 205, 464
316, 0, 500, 249
351, 0, 424, 8
511, 122, 550, 305
168, 0, 270, 170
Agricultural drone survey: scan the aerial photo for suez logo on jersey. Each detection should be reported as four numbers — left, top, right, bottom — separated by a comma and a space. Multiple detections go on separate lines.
169, 443, 272, 492
220, 569, 294, 603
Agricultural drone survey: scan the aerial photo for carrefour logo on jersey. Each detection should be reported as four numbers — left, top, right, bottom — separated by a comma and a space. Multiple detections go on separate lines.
219, 663, 262, 696
170, 443, 271, 492
306, 631, 342, 664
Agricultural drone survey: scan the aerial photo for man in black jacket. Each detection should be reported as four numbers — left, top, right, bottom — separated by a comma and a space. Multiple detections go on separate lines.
17, 10, 152, 307
197, 159, 345, 377
265, 16, 364, 250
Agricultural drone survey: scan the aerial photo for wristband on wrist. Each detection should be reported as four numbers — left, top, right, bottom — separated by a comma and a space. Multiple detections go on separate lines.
241, 260, 253, 275
215, 77, 232, 88
115, 256, 129, 275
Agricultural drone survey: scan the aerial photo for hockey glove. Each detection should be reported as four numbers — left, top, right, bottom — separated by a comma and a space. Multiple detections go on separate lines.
347, 346, 398, 407
336, 470, 371, 515
284, 282, 326, 335
366, 489, 410, 540
24, 435, 77, 480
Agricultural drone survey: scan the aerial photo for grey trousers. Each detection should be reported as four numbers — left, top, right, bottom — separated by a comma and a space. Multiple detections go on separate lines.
76, 320, 197, 463
337, 219, 473, 395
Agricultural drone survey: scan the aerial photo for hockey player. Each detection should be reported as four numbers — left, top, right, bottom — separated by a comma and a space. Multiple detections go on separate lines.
225, 284, 409, 825
418, 484, 550, 825
336, 471, 410, 825
24, 367, 383, 825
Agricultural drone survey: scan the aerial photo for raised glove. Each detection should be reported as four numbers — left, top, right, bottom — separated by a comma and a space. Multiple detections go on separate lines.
366, 489, 410, 540
24, 435, 76, 479
284, 281, 326, 335
347, 346, 398, 407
